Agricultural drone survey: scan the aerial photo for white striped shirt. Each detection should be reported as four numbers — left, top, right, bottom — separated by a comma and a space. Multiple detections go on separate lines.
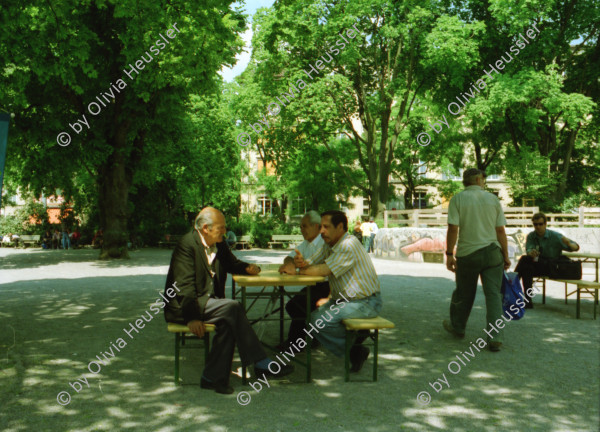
308, 232, 380, 300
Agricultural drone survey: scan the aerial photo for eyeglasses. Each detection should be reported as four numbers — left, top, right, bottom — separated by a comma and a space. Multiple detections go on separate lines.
533, 222, 545, 227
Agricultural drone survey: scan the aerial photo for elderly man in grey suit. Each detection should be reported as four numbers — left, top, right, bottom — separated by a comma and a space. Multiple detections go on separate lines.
164, 207, 292, 394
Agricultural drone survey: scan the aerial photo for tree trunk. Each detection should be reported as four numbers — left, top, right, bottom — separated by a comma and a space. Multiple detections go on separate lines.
98, 139, 131, 259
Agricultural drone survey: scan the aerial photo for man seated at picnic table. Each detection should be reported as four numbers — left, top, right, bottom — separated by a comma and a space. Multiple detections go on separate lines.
277, 210, 330, 351
164, 207, 293, 395
514, 212, 580, 308
294, 210, 382, 372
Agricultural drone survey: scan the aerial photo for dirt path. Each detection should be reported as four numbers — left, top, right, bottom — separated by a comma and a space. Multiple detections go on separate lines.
0, 247, 598, 431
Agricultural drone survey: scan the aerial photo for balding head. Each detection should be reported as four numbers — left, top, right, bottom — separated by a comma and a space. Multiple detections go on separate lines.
194, 207, 226, 246
195, 207, 224, 230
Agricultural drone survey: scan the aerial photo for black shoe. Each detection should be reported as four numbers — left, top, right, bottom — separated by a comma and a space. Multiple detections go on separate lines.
443, 320, 465, 339
350, 345, 369, 372
254, 363, 294, 379
201, 377, 234, 394
489, 342, 502, 352
525, 302, 534, 309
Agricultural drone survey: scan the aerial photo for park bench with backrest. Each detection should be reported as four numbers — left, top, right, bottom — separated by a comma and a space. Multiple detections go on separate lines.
158, 234, 183, 248
268, 234, 304, 249
20, 235, 41, 247
235, 235, 251, 249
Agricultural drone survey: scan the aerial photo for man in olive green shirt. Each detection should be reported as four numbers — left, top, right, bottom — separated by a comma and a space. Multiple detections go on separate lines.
514, 212, 580, 308
444, 168, 510, 352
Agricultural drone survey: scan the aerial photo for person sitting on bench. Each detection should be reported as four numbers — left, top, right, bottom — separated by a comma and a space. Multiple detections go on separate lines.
295, 210, 382, 373
277, 211, 330, 351
514, 212, 580, 308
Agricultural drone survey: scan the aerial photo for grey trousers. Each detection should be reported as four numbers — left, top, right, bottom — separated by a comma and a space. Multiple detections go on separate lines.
450, 243, 505, 342
202, 298, 267, 382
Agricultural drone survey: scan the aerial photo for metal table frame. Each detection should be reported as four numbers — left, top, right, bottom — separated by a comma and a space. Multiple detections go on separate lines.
232, 270, 325, 384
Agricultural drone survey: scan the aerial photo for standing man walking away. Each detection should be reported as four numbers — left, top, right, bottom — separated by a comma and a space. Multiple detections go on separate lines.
443, 168, 511, 352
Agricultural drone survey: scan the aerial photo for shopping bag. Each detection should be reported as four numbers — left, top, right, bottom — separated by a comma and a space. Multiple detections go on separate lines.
502, 272, 525, 320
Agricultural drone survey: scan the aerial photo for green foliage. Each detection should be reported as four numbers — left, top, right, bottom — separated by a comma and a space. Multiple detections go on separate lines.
1, 0, 247, 257
502, 147, 561, 207
227, 213, 294, 247
0, 198, 49, 234
436, 180, 463, 203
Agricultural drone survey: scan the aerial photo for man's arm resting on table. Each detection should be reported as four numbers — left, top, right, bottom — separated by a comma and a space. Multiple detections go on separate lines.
562, 235, 580, 252
299, 263, 332, 277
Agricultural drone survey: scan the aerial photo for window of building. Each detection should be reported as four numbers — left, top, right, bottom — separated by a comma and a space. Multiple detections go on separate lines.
257, 195, 273, 216
290, 197, 306, 216
417, 160, 427, 178
413, 191, 428, 209
362, 198, 370, 216
441, 169, 463, 181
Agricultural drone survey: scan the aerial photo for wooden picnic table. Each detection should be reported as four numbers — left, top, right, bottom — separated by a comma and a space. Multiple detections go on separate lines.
233, 267, 325, 383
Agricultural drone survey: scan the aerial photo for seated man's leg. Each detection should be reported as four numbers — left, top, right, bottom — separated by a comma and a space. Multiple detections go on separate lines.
309, 293, 382, 358
514, 255, 544, 308
202, 298, 267, 383
285, 288, 309, 344
284, 283, 331, 346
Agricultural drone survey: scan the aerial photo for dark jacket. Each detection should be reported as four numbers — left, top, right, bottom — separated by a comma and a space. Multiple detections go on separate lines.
164, 230, 249, 324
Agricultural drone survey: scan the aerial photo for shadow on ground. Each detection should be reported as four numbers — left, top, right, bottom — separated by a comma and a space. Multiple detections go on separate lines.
0, 249, 598, 431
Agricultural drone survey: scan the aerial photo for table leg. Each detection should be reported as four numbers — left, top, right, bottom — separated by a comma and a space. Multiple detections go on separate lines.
242, 286, 247, 385
306, 285, 312, 383
543, 279, 546, 304
576, 284, 580, 319
232, 279, 236, 299
279, 286, 284, 344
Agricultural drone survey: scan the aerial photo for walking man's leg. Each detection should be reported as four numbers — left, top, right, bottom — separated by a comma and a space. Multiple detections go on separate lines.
480, 245, 505, 346
449, 251, 482, 335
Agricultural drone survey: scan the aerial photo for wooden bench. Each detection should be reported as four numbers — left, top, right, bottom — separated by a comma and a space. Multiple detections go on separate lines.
268, 234, 304, 249
536, 277, 600, 319
167, 323, 216, 385
158, 234, 183, 248
235, 235, 251, 249
342, 316, 395, 382
20, 235, 41, 247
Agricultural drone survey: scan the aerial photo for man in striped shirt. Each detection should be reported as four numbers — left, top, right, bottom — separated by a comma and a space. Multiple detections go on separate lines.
296, 210, 382, 372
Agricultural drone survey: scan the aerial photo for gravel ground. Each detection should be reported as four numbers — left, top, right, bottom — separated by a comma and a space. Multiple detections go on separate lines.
0, 247, 598, 432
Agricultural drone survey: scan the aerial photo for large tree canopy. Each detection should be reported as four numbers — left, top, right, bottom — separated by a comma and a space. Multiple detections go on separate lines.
235, 0, 598, 214
1, 0, 246, 257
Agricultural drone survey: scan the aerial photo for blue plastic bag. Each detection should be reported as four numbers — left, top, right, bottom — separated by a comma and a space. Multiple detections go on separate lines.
502, 272, 526, 320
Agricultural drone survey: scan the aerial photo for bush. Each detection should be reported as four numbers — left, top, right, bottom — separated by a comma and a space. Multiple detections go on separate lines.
227, 214, 296, 248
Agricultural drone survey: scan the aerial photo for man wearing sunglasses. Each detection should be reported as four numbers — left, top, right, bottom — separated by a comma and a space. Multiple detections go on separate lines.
514, 213, 580, 308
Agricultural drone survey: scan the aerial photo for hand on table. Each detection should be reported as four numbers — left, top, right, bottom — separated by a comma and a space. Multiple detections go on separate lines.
246, 264, 261, 275
294, 249, 308, 268
187, 320, 206, 338
527, 249, 540, 258
278, 261, 296, 275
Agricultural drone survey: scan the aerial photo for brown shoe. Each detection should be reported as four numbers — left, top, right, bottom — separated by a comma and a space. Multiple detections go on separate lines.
443, 320, 465, 339
489, 342, 502, 352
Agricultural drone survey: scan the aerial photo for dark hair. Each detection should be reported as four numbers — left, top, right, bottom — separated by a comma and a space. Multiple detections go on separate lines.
321, 210, 348, 231
462, 168, 486, 186
532, 212, 547, 223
